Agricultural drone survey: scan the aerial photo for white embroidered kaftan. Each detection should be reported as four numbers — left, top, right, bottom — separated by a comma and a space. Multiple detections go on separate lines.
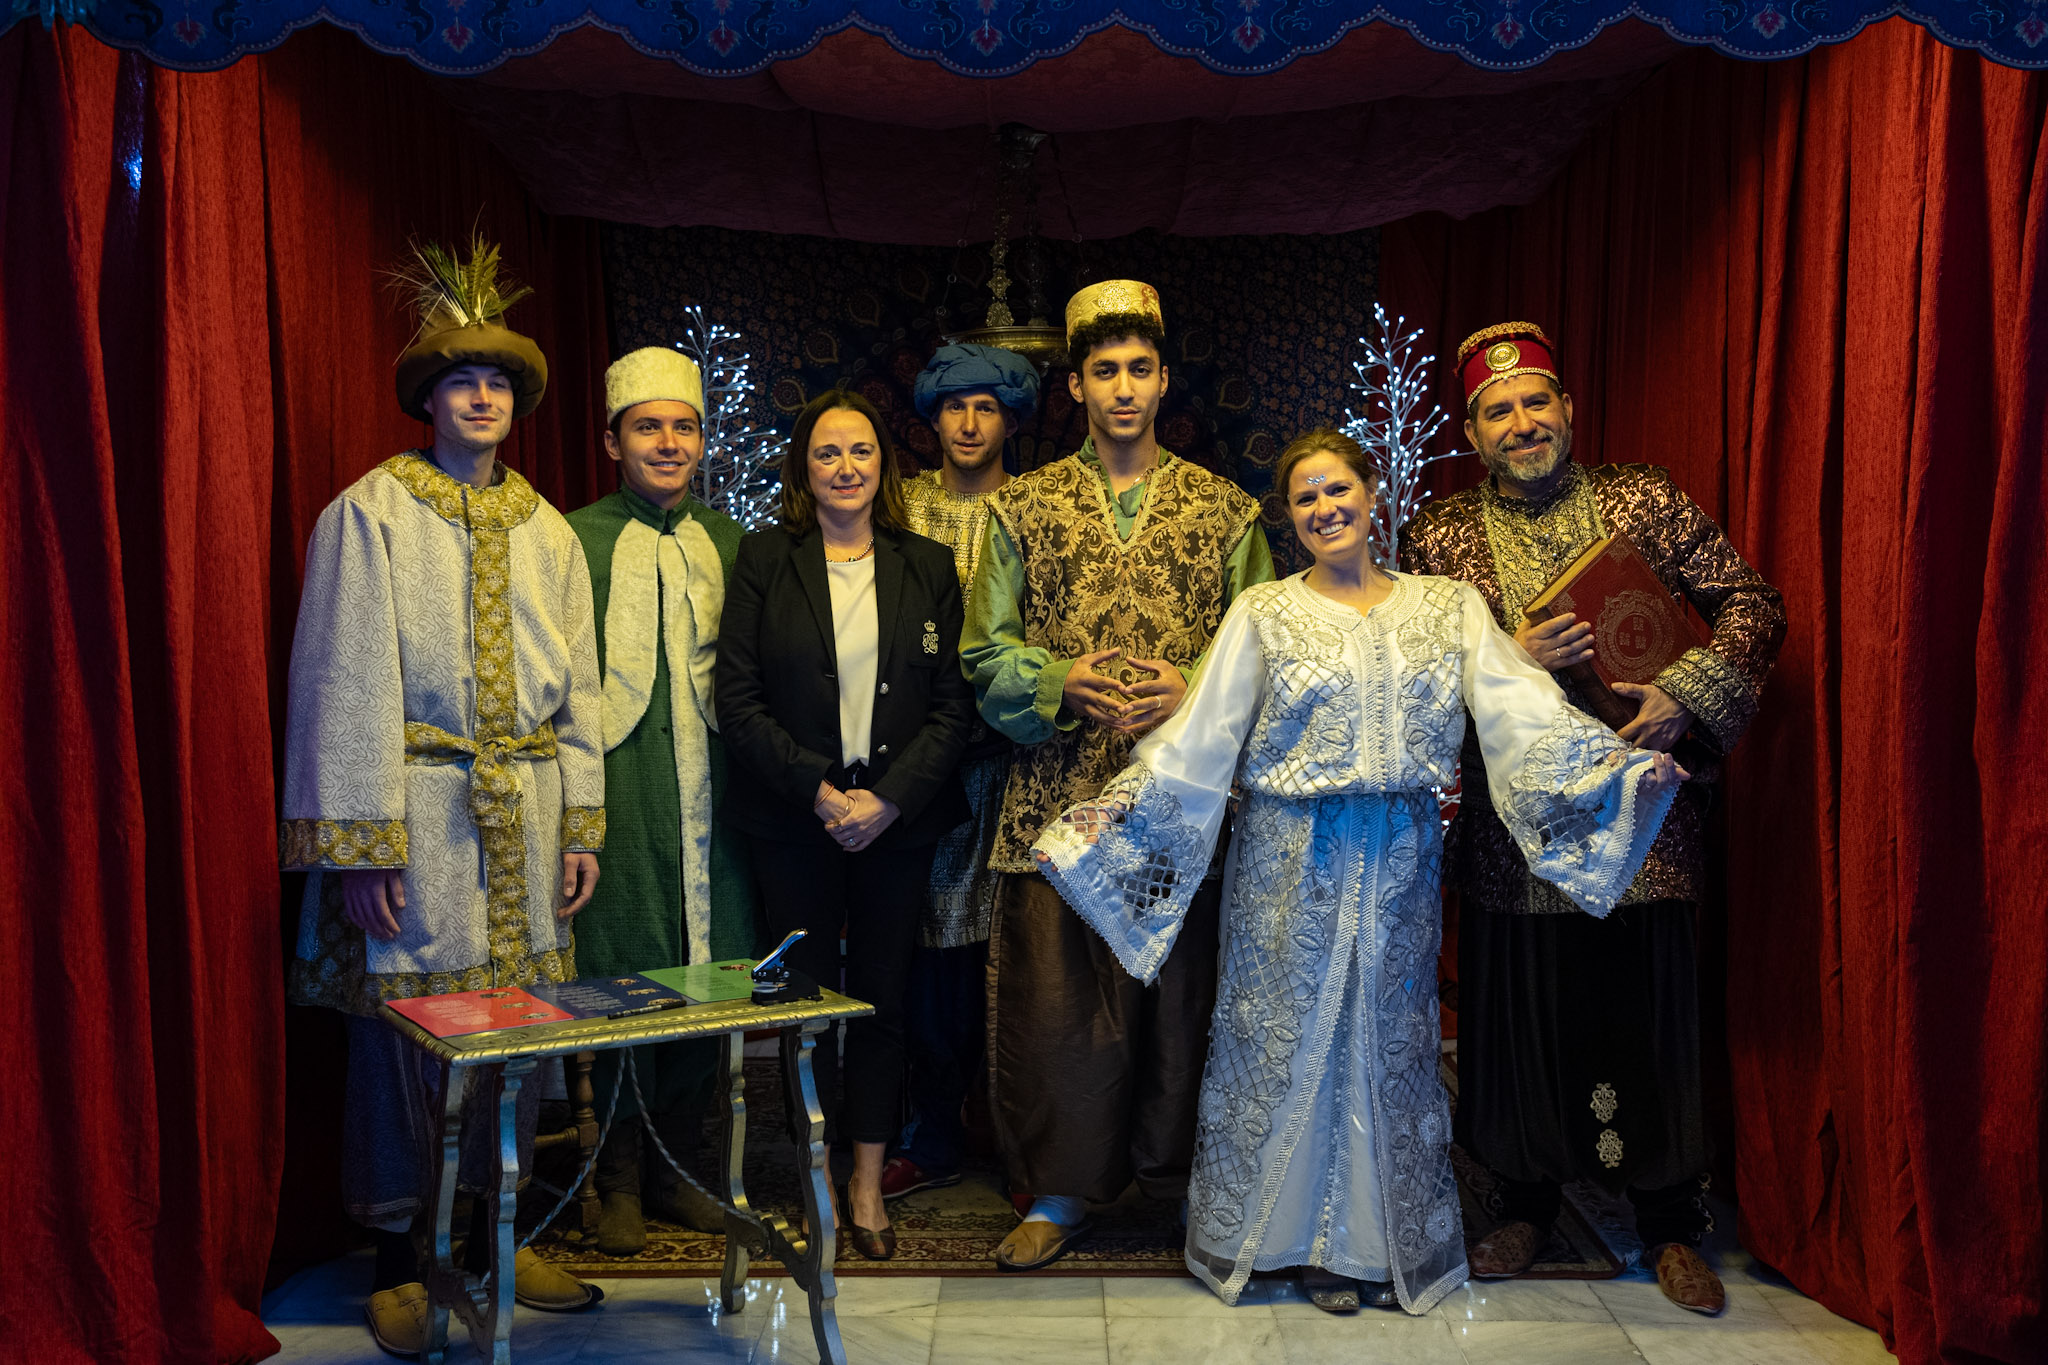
282, 453, 606, 1013
1035, 572, 1674, 1314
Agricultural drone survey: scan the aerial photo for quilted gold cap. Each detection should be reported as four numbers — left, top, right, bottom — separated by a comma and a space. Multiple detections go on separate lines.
1064, 279, 1164, 344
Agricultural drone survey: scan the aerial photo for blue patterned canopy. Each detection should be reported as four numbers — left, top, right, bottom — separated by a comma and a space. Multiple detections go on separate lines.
22, 1, 2048, 74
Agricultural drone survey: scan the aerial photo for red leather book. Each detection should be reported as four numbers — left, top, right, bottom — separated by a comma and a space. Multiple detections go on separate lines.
1521, 530, 1706, 731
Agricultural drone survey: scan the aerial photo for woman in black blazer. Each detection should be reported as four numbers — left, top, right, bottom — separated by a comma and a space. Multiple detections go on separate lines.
716, 389, 973, 1259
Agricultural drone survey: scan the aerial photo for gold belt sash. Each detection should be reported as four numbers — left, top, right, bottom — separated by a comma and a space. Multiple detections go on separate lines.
403, 720, 558, 828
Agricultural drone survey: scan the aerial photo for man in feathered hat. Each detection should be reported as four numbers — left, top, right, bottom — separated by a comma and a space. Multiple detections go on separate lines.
281, 237, 606, 1354
961, 283, 1274, 1270
875, 344, 1039, 1203
1398, 322, 1785, 1314
563, 346, 759, 1256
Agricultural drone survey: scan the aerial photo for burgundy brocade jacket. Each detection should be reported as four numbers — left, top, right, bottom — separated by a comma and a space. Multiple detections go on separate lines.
1397, 462, 1786, 915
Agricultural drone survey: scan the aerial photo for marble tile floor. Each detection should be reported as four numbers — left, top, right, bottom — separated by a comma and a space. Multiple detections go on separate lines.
262, 1244, 1896, 1365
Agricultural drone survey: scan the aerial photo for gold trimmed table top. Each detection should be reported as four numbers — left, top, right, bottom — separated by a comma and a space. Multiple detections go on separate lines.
377, 986, 873, 1065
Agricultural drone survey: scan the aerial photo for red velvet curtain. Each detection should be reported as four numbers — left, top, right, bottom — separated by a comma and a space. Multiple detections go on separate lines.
0, 24, 609, 1362
1383, 24, 2048, 1364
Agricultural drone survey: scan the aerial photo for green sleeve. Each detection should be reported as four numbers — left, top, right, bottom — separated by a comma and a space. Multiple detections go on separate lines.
959, 517, 1079, 744
1185, 522, 1277, 688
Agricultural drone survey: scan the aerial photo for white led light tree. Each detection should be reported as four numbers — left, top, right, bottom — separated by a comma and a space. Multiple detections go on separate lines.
1344, 304, 1466, 826
1342, 303, 1461, 566
674, 305, 786, 529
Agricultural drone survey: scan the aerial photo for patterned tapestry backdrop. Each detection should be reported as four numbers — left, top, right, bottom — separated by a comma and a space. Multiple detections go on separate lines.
600, 224, 1379, 570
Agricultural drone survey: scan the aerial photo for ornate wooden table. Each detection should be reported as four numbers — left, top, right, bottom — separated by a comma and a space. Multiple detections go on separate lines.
378, 984, 873, 1365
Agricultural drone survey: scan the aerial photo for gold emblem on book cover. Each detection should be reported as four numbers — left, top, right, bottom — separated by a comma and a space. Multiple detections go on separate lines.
1596, 588, 1676, 683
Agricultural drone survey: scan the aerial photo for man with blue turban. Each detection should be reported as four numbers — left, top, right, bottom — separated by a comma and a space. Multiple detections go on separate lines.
877, 344, 1040, 1203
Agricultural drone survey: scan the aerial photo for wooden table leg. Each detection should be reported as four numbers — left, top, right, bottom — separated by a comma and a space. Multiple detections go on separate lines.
568, 1050, 600, 1237
717, 1031, 752, 1313
783, 1022, 847, 1365
421, 1060, 467, 1365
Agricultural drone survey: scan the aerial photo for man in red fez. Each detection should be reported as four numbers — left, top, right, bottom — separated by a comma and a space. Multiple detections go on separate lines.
1399, 322, 1786, 1315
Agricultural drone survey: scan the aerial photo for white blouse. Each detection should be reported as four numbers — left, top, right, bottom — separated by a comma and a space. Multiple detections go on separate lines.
826, 556, 879, 766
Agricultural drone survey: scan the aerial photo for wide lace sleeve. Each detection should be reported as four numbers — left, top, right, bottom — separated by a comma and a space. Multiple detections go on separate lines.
1456, 583, 1676, 917
1033, 594, 1266, 982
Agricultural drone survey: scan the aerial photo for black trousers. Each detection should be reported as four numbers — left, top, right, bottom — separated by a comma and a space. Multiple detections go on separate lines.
748, 836, 935, 1146
1456, 899, 1713, 1245
897, 940, 988, 1175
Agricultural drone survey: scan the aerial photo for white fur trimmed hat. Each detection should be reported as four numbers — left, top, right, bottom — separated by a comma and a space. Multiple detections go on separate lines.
606, 346, 706, 424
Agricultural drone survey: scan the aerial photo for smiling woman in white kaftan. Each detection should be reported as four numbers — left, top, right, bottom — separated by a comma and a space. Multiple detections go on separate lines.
1033, 430, 1683, 1316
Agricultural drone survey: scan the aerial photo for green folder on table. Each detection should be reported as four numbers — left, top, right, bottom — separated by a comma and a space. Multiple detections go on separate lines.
642, 959, 758, 1004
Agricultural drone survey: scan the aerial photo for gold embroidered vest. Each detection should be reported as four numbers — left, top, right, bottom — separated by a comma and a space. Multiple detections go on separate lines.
987, 453, 1258, 870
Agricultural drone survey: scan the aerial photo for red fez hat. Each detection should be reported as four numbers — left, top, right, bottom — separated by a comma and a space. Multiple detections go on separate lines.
1456, 322, 1559, 408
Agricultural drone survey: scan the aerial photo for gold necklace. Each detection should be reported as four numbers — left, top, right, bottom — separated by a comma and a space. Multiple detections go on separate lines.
825, 538, 875, 563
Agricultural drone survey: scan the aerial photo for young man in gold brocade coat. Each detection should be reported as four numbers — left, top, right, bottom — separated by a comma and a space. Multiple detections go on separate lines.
961, 282, 1274, 1270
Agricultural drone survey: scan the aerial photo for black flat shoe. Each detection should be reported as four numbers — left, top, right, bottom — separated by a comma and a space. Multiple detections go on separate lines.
1360, 1280, 1400, 1310
848, 1221, 897, 1260
1301, 1266, 1360, 1312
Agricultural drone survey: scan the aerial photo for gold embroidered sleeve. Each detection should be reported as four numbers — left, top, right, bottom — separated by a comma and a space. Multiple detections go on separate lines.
279, 818, 409, 870
560, 806, 606, 852
1655, 646, 1758, 753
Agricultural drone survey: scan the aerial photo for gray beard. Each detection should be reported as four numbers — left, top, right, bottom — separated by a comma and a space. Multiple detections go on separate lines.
1480, 424, 1572, 491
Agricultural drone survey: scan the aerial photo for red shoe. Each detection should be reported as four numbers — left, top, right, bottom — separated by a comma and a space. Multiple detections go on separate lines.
878, 1156, 962, 1200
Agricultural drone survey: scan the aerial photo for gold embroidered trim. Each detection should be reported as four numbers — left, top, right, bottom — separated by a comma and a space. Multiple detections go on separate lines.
1596, 1129, 1624, 1169
560, 806, 606, 851
1654, 645, 1755, 751
286, 871, 577, 1015
1591, 1082, 1618, 1124
1468, 366, 1561, 408
1457, 320, 1554, 365
1478, 462, 1606, 622
403, 720, 557, 826
902, 470, 997, 593
279, 818, 409, 870
380, 452, 539, 531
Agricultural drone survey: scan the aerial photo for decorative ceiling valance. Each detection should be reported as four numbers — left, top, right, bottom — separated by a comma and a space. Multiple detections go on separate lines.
19, 0, 2048, 75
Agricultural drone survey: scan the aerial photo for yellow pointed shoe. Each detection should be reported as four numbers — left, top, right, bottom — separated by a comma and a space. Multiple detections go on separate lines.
364, 1282, 428, 1358
512, 1247, 605, 1312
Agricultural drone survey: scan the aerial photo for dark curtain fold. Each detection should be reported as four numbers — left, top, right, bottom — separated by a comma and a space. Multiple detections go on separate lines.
0, 23, 611, 1363
1383, 26, 2048, 1365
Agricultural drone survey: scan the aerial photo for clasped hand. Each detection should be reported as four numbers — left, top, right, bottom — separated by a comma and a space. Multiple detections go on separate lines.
1063, 648, 1188, 736
816, 782, 900, 853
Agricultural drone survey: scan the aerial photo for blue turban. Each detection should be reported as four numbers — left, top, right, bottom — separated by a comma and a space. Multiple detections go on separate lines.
913, 344, 1039, 423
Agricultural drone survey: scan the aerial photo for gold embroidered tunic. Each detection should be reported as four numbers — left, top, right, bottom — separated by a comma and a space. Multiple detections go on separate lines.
1398, 461, 1784, 913
282, 453, 606, 1012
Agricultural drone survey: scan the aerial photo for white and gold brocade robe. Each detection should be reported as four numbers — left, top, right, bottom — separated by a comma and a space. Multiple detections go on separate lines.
1035, 573, 1674, 1314
282, 454, 606, 1013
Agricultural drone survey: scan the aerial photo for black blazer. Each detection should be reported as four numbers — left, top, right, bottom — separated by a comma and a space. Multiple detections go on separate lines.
716, 523, 973, 850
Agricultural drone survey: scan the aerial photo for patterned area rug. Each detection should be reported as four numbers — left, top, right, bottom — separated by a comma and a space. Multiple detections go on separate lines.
527, 1057, 1621, 1279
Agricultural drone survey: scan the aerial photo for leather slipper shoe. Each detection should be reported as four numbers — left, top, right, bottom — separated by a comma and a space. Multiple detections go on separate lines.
1300, 1266, 1360, 1312
1651, 1242, 1726, 1315
512, 1247, 604, 1313
364, 1282, 428, 1358
994, 1218, 1091, 1271
1468, 1220, 1543, 1279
